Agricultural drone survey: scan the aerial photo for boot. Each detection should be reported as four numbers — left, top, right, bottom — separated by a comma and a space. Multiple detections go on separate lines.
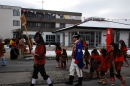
120, 79, 126, 86
65, 75, 74, 85
30, 83, 35, 86
46, 77, 53, 86
1, 58, 6, 66
118, 76, 126, 86
75, 77, 82, 86
30, 78, 36, 86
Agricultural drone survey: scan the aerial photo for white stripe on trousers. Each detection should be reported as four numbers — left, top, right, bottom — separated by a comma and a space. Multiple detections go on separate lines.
69, 59, 83, 77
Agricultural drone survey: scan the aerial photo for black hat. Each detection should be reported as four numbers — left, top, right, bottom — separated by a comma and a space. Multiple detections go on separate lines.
34, 32, 41, 38
72, 33, 80, 38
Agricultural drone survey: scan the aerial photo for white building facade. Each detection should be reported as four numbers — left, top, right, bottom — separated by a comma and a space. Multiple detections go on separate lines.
0, 5, 21, 39
53, 19, 130, 47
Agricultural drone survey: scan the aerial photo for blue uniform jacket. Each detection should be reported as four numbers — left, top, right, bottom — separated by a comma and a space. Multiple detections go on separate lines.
74, 41, 84, 69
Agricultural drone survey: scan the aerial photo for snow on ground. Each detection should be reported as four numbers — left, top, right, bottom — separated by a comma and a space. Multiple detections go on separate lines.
4, 45, 130, 57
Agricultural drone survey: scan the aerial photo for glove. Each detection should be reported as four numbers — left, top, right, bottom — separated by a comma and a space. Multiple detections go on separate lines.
74, 60, 78, 64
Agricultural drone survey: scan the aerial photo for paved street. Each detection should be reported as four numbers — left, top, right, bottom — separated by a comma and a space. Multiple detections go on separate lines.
0, 59, 130, 86
0, 46, 130, 86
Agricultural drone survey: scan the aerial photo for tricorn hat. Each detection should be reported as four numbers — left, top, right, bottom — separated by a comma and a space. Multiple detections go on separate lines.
72, 33, 80, 38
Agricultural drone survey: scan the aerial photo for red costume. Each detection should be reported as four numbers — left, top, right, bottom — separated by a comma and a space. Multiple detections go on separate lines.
34, 44, 46, 65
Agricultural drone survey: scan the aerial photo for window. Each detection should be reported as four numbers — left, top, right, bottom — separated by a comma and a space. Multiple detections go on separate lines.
44, 23, 55, 28
27, 13, 33, 17
46, 35, 55, 43
13, 10, 20, 16
36, 23, 42, 27
27, 22, 33, 27
13, 20, 20, 26
60, 23, 65, 28
36, 13, 42, 18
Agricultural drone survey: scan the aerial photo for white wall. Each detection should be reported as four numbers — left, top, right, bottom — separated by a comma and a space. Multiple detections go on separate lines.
55, 23, 60, 28
101, 30, 106, 47
0, 6, 21, 39
120, 31, 129, 46
64, 32, 69, 46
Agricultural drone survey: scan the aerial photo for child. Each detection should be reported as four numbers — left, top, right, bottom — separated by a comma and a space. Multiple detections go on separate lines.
98, 49, 108, 85
83, 47, 90, 69
61, 48, 68, 68
55, 43, 62, 68
0, 38, 6, 66
89, 49, 100, 79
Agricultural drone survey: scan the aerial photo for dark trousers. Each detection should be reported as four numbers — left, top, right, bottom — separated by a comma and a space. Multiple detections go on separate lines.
61, 61, 66, 67
100, 70, 105, 76
109, 66, 121, 78
32, 64, 49, 80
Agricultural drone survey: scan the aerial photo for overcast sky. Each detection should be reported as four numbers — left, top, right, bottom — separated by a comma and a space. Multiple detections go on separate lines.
0, 0, 130, 19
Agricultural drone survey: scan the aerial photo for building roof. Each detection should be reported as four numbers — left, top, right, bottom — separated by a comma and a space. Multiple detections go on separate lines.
52, 18, 130, 33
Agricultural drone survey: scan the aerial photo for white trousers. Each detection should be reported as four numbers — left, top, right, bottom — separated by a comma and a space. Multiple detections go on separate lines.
69, 59, 83, 77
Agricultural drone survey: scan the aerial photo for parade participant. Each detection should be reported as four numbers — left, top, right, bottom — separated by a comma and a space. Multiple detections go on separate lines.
107, 42, 125, 86
89, 49, 100, 79
30, 32, 53, 86
83, 47, 90, 69
55, 43, 62, 68
9, 37, 17, 49
98, 49, 108, 85
18, 37, 26, 54
119, 40, 129, 67
65, 33, 84, 86
0, 38, 6, 66
9, 37, 19, 60
61, 48, 68, 68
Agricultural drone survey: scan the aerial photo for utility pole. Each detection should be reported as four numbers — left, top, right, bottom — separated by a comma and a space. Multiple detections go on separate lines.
35, 0, 44, 10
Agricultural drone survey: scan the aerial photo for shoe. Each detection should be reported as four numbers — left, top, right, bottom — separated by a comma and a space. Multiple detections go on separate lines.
102, 80, 107, 85
120, 79, 126, 86
1, 65, 6, 66
126, 64, 129, 67
98, 80, 103, 84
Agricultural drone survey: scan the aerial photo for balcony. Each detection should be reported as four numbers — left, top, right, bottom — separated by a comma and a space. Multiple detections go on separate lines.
26, 17, 81, 24
21, 26, 60, 32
